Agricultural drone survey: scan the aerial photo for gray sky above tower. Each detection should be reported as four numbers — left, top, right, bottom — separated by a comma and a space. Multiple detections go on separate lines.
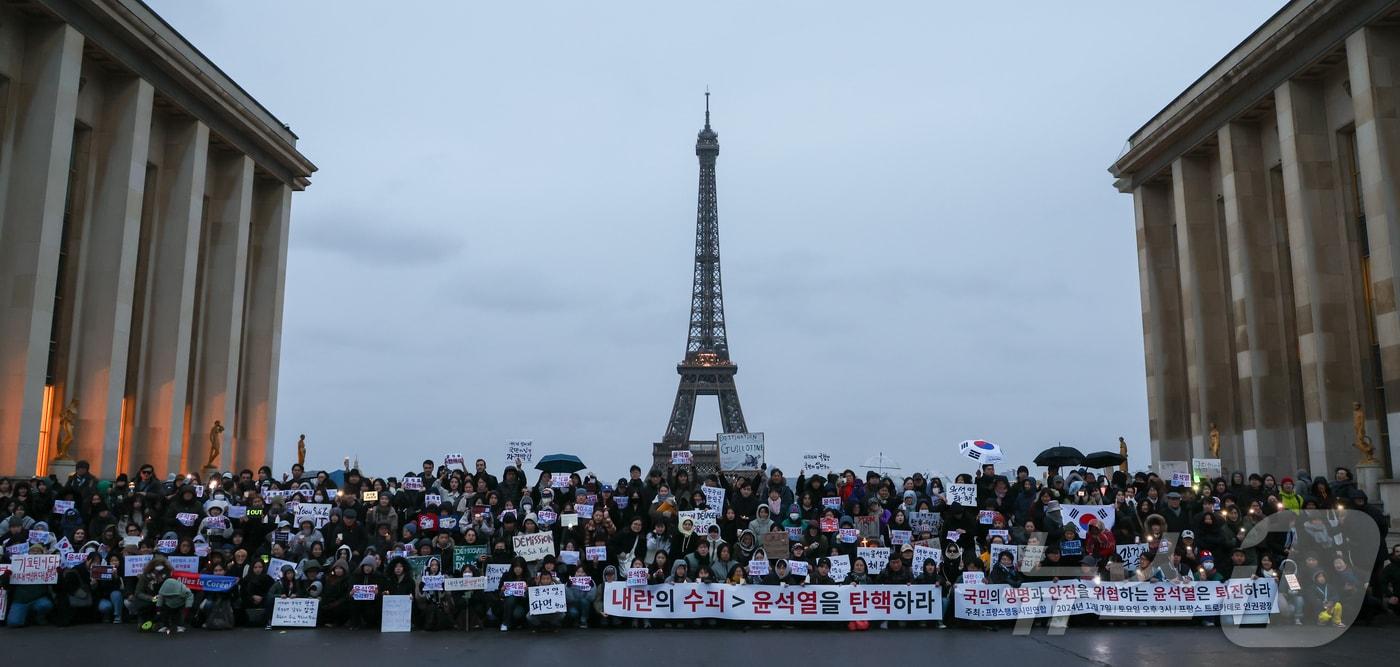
147, 0, 1285, 481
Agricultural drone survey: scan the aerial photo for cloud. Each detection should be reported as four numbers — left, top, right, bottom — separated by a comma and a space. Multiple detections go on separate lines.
295, 211, 465, 267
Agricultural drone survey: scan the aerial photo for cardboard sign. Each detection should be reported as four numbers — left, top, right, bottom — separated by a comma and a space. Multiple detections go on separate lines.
1191, 458, 1222, 484
762, 531, 790, 559
1116, 543, 1152, 568
444, 453, 465, 466
1158, 461, 1190, 487
949, 484, 977, 507
351, 584, 378, 601
528, 584, 567, 615
626, 567, 649, 586
1021, 545, 1046, 573
718, 432, 765, 471
124, 554, 152, 576
380, 595, 411, 632
586, 546, 608, 561
506, 440, 534, 464
512, 532, 555, 562
295, 503, 333, 528
990, 544, 1019, 565
702, 485, 725, 509
670, 450, 693, 465
271, 598, 320, 627
856, 515, 881, 538
9, 554, 59, 584
857, 547, 891, 574
802, 450, 832, 476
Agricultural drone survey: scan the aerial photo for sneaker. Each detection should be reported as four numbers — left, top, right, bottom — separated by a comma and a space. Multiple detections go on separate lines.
265, 624, 274, 630
140, 620, 155, 632
1334, 621, 1346, 628
175, 626, 186, 633
500, 623, 508, 632
112, 618, 121, 624
579, 621, 588, 629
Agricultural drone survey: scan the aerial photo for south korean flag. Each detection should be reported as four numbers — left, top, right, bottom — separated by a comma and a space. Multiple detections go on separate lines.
1062, 504, 1114, 538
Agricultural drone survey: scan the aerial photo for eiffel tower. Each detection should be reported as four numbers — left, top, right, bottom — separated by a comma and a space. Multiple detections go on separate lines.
652, 93, 748, 478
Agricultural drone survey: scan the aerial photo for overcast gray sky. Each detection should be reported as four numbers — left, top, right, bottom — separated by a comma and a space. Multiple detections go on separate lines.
148, 0, 1285, 482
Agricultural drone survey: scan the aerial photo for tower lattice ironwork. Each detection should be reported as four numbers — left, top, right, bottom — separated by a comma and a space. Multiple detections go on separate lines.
654, 93, 748, 475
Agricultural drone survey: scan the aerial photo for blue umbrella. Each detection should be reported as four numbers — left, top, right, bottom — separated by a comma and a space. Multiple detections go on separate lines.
535, 454, 586, 473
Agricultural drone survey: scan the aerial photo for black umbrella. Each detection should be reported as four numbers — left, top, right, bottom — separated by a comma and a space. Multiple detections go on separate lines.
534, 454, 586, 474
1034, 445, 1085, 468
1083, 450, 1125, 468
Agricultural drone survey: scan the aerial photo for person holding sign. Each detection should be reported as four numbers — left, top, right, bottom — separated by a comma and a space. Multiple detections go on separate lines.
497, 557, 531, 631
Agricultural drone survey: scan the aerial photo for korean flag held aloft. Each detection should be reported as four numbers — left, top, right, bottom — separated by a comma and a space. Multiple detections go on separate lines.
957, 440, 1003, 465
1061, 504, 1114, 538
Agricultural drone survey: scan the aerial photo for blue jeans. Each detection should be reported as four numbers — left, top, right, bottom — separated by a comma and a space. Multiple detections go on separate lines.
6, 597, 54, 627
99, 591, 124, 621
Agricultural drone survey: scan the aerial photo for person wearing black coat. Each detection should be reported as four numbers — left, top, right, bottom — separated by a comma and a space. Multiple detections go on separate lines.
238, 559, 273, 626
346, 555, 383, 630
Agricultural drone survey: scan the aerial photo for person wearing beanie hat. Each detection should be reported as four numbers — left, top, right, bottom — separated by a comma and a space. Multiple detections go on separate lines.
1279, 477, 1303, 513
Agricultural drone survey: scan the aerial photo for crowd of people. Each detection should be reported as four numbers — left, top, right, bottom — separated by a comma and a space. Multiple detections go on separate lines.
2, 454, 1398, 634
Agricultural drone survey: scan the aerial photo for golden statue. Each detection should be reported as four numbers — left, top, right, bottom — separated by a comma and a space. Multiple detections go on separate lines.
297, 434, 307, 467
1118, 436, 1129, 473
54, 399, 78, 461
205, 420, 224, 468
1354, 402, 1378, 465
1208, 422, 1220, 459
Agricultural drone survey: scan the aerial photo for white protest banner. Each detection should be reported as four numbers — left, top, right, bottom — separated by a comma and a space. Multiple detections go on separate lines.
421, 575, 445, 591
977, 510, 998, 525
550, 473, 571, 488
502, 581, 527, 597
990, 544, 1019, 565
953, 579, 1278, 620
575, 504, 594, 519
857, 547, 890, 574
604, 583, 941, 621
53, 499, 75, 514
512, 532, 555, 562
28, 529, 51, 545
351, 584, 378, 601
529, 584, 567, 615
486, 563, 509, 590
802, 450, 832, 476
1192, 458, 1222, 484
561, 513, 579, 528
838, 528, 858, 543
155, 539, 177, 553
269, 557, 297, 577
788, 560, 809, 577
1158, 461, 1190, 487
702, 485, 725, 509
176, 512, 198, 527
10, 554, 59, 584
718, 432, 765, 472
747, 559, 770, 576
506, 440, 534, 464
402, 476, 424, 491
124, 554, 153, 576
443, 576, 487, 592
988, 529, 1009, 541
586, 546, 608, 562
361, 491, 379, 503
537, 510, 557, 526
962, 571, 985, 585
670, 450, 693, 466
909, 511, 939, 533
822, 497, 841, 511
827, 554, 851, 581
692, 509, 720, 534
912, 544, 942, 572
169, 556, 198, 573
424, 494, 443, 507
949, 483, 977, 507
272, 598, 320, 627
570, 576, 594, 592
559, 550, 580, 566
62, 551, 86, 568
227, 505, 247, 519
626, 567, 649, 586
1116, 543, 1153, 568
444, 453, 465, 466
1061, 505, 1115, 537
890, 530, 911, 545
381, 595, 412, 632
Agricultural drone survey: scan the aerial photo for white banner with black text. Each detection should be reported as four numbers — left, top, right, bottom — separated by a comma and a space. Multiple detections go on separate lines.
953, 579, 1277, 620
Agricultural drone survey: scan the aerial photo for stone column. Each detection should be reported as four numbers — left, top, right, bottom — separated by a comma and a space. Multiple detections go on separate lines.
0, 24, 83, 476
1346, 26, 1400, 479
67, 77, 154, 478
187, 152, 253, 473
1173, 154, 1242, 467
1276, 79, 1369, 474
235, 179, 291, 472
1134, 181, 1193, 465
1218, 122, 1307, 476
129, 118, 208, 477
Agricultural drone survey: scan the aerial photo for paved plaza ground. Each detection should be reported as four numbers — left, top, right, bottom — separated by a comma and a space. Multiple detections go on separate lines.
7, 624, 1397, 665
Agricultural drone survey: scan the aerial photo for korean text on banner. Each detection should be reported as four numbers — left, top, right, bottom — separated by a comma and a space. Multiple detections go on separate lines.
381, 595, 412, 632
529, 584, 567, 615
272, 598, 320, 627
952, 579, 1277, 620
604, 583, 940, 621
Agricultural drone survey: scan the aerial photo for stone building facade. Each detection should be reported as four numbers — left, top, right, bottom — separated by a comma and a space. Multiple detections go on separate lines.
0, 0, 314, 477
